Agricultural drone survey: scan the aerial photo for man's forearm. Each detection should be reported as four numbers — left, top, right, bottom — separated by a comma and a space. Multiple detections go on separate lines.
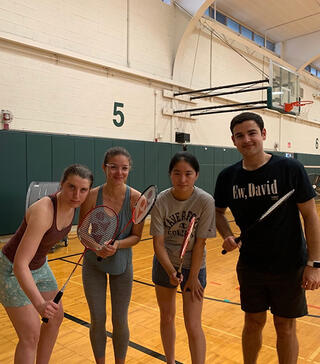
304, 212, 320, 261
216, 211, 234, 239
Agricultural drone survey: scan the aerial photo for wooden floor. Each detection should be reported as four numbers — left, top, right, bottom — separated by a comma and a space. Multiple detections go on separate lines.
1, 215, 320, 364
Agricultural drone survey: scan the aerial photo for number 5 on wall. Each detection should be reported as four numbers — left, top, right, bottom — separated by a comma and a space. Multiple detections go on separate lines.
113, 102, 125, 127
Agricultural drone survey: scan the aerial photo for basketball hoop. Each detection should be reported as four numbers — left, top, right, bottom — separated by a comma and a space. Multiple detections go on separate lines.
284, 100, 314, 113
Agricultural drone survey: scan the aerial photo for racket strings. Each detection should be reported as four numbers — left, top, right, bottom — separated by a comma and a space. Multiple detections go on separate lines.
133, 186, 157, 224
78, 206, 118, 250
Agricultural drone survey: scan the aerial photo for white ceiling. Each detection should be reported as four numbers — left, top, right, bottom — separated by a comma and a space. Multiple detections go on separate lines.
214, 0, 320, 68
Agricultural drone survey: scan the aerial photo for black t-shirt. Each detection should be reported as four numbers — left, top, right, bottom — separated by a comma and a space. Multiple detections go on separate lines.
214, 155, 315, 273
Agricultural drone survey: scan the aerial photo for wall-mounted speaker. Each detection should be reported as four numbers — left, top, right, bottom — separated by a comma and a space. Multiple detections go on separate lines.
175, 132, 190, 143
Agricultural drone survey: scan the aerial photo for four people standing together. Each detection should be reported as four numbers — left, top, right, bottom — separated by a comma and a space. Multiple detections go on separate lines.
1, 112, 320, 364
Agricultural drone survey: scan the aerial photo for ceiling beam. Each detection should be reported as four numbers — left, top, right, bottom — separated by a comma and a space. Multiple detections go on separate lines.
172, 0, 214, 82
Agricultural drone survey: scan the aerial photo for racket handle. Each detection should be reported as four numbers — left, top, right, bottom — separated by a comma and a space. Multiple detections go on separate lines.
176, 262, 183, 279
42, 290, 63, 323
176, 267, 191, 291
221, 236, 241, 255
97, 238, 118, 261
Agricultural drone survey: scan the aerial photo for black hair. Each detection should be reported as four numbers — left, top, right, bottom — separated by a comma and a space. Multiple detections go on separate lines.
230, 112, 264, 134
61, 164, 93, 188
103, 146, 132, 166
169, 151, 200, 174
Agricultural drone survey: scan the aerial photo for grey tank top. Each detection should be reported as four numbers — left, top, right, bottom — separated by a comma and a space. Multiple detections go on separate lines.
84, 185, 133, 275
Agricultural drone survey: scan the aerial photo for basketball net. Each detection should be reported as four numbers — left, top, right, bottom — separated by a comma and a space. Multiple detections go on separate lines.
284, 100, 313, 117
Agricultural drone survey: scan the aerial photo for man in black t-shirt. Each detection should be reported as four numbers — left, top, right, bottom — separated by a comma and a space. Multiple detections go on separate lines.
214, 112, 320, 364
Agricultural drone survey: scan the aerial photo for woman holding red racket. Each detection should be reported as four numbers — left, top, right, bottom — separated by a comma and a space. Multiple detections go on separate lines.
80, 146, 144, 364
0, 164, 93, 364
150, 151, 215, 364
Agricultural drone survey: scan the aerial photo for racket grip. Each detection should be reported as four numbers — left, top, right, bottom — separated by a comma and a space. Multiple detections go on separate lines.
221, 236, 241, 255
176, 268, 191, 291
176, 262, 183, 279
176, 271, 191, 292
42, 290, 63, 323
97, 239, 116, 261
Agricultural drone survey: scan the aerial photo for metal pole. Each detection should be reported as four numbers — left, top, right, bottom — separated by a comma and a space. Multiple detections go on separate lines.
190, 105, 268, 116
190, 86, 270, 100
174, 78, 269, 96
173, 100, 267, 114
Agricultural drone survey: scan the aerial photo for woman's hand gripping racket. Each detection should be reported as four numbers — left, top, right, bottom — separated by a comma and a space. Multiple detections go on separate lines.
97, 185, 158, 261
177, 216, 196, 278
42, 205, 118, 323
221, 189, 295, 254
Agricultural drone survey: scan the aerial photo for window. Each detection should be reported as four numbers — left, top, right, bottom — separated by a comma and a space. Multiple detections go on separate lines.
227, 18, 240, 33
216, 11, 226, 25
241, 26, 253, 40
254, 33, 264, 47
207, 8, 276, 54
266, 40, 275, 52
305, 64, 320, 78
311, 67, 317, 76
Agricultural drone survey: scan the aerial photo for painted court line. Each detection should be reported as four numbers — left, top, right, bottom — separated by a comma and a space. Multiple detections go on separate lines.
64, 312, 182, 363
49, 258, 320, 320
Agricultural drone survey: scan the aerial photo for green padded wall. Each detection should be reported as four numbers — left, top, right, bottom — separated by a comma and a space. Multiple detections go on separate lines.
0, 131, 27, 234
52, 135, 75, 181
1, 129, 320, 235
93, 138, 113, 187
144, 141, 159, 188
296, 152, 320, 175
27, 133, 52, 184
74, 137, 95, 173
117, 139, 145, 192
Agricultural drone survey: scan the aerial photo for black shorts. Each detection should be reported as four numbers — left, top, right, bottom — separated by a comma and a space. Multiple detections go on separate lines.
152, 255, 207, 291
236, 260, 307, 318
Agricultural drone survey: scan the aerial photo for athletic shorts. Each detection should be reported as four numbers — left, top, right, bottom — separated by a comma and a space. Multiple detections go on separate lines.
0, 251, 58, 307
236, 260, 307, 318
152, 255, 207, 291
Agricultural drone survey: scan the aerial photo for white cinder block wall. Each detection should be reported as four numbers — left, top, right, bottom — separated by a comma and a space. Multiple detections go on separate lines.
0, 0, 320, 154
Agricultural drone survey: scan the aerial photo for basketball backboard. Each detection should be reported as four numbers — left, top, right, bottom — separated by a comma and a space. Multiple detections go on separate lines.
268, 61, 300, 115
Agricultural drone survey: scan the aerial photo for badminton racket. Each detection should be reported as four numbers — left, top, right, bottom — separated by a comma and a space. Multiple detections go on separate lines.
97, 184, 158, 261
177, 216, 196, 278
222, 189, 295, 254
42, 205, 118, 322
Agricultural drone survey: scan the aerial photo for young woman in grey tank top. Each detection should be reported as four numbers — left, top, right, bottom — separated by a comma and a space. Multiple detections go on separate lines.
79, 146, 144, 364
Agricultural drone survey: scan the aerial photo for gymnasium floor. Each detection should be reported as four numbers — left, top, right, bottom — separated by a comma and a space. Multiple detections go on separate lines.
1, 215, 320, 364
